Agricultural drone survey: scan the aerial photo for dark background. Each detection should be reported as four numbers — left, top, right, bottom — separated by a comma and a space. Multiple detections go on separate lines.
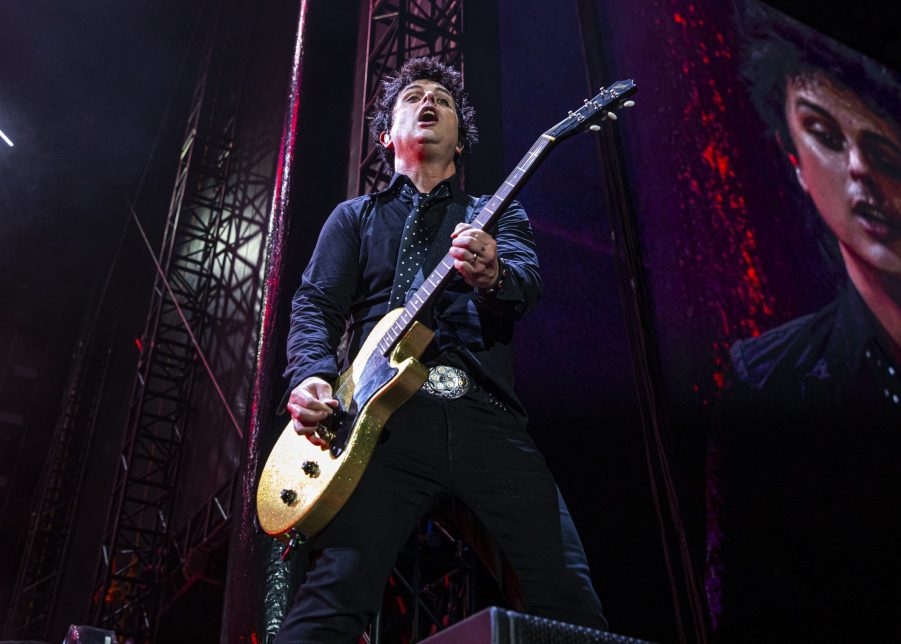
1, 0, 899, 641
0, 0, 203, 629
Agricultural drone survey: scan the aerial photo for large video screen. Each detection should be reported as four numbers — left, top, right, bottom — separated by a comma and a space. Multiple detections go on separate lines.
594, 0, 901, 637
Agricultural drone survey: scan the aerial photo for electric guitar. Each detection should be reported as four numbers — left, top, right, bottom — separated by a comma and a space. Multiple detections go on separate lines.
256, 79, 638, 547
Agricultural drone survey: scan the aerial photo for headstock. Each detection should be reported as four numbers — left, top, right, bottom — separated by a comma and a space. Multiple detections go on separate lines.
545, 79, 637, 142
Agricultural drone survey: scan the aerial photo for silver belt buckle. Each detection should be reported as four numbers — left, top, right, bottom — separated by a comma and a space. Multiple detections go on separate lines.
421, 365, 470, 399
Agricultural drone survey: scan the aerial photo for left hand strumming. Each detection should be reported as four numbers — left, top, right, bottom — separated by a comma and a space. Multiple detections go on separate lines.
450, 222, 499, 290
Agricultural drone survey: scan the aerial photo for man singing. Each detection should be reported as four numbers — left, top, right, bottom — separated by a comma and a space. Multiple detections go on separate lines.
275, 56, 606, 642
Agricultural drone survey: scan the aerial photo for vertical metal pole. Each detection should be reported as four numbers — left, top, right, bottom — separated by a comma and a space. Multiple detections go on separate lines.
370, 609, 383, 644
574, 1, 710, 642
219, 1, 311, 641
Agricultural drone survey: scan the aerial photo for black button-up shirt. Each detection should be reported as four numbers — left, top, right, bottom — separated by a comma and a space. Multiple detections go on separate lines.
284, 173, 541, 417
711, 283, 901, 638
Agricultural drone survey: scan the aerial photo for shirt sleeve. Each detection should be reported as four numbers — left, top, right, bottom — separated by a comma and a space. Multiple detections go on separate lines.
283, 201, 362, 393
477, 199, 542, 320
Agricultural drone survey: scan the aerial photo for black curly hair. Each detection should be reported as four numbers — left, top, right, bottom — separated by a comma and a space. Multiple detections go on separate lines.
737, 0, 901, 275
369, 56, 479, 167
738, 1, 901, 157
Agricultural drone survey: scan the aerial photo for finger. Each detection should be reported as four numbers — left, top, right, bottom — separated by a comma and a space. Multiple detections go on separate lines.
451, 236, 476, 250
292, 390, 334, 413
463, 227, 492, 243
292, 420, 330, 449
294, 409, 332, 427
451, 236, 492, 255
450, 247, 480, 265
453, 258, 474, 277
287, 402, 330, 422
293, 418, 315, 434
451, 231, 480, 245
308, 380, 334, 399
305, 398, 334, 414
449, 246, 468, 260
306, 434, 330, 448
307, 392, 338, 410
450, 222, 472, 238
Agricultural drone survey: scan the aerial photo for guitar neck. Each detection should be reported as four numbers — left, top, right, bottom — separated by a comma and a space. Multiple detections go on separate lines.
377, 134, 556, 357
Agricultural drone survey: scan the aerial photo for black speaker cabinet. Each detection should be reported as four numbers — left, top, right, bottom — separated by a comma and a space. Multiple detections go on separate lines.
421, 607, 652, 644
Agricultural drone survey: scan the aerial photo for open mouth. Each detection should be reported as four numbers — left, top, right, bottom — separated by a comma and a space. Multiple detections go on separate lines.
853, 201, 901, 238
418, 107, 438, 124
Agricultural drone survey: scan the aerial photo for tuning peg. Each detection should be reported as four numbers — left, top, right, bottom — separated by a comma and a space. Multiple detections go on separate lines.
622, 100, 635, 108
606, 111, 618, 121
589, 124, 602, 132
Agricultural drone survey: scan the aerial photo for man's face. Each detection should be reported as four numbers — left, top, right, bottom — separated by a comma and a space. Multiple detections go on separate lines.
786, 73, 901, 278
381, 79, 462, 168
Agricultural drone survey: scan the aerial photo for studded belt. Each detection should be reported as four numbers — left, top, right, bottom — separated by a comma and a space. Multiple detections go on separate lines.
421, 365, 471, 399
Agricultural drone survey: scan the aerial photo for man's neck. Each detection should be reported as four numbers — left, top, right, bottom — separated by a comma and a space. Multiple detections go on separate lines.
394, 157, 456, 194
843, 248, 901, 364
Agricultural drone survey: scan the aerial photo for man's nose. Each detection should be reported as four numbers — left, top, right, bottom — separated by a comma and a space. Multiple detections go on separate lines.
422, 91, 436, 105
848, 143, 883, 197
848, 144, 873, 181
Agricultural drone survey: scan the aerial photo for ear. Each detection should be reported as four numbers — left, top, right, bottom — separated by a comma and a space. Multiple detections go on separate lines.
775, 130, 808, 193
794, 164, 808, 192
379, 130, 393, 150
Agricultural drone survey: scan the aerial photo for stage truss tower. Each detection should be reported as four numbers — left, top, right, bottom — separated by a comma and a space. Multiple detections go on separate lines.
4, 315, 114, 640
348, 1, 488, 639
89, 10, 251, 641
352, 0, 464, 195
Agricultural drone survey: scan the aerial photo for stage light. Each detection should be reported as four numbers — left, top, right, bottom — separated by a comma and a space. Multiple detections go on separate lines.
0, 129, 14, 147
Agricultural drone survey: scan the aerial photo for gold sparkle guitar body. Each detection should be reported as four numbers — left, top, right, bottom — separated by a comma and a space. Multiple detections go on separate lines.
256, 309, 434, 542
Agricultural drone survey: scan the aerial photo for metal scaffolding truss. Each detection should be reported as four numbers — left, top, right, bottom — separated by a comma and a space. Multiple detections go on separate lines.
158, 56, 281, 618
354, 0, 464, 195
158, 474, 238, 617
90, 9, 250, 640
378, 518, 478, 641
346, 1, 475, 635
3, 316, 113, 640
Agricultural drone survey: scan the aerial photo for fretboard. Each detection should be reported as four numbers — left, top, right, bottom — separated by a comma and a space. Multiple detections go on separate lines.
377, 134, 555, 357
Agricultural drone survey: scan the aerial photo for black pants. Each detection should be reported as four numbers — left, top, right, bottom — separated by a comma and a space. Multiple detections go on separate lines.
275, 388, 606, 643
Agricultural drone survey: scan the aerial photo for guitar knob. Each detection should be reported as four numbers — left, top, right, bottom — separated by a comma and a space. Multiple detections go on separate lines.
623, 100, 635, 108
606, 111, 618, 121
280, 488, 298, 505
302, 460, 320, 478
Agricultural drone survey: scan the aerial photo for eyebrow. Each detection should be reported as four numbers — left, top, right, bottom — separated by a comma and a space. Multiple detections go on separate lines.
796, 98, 901, 151
401, 84, 454, 100
795, 98, 838, 123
